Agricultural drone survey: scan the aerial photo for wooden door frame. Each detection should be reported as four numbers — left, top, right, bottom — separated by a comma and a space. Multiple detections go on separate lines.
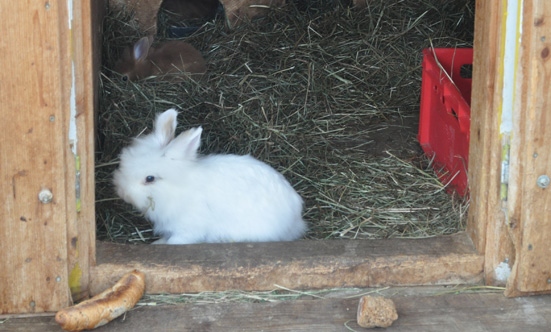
0, 0, 98, 314
88, 0, 551, 298
2, 0, 550, 315
467, 0, 551, 296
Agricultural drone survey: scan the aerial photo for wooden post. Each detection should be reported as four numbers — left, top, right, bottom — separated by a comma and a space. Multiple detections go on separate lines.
505, 0, 551, 296
64, 0, 103, 303
469, 0, 551, 295
468, 0, 516, 286
0, 1, 97, 313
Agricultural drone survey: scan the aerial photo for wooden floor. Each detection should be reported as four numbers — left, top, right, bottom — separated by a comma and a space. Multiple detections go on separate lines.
2, 287, 550, 331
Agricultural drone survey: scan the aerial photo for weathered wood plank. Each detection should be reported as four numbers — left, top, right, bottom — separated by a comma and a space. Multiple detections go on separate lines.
91, 233, 483, 295
0, 0, 99, 312
0, 1, 73, 313
3, 291, 551, 331
63, 0, 103, 303
95, 293, 551, 331
468, 0, 515, 286
506, 0, 551, 296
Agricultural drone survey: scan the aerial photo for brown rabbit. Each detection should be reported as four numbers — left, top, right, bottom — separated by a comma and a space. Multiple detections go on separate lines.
114, 36, 207, 81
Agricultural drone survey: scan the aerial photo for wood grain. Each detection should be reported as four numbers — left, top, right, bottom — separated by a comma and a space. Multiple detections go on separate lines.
506, 0, 551, 296
2, 291, 551, 331
468, 0, 515, 286
0, 0, 99, 313
62, 0, 103, 303
0, 1, 72, 314
91, 233, 483, 295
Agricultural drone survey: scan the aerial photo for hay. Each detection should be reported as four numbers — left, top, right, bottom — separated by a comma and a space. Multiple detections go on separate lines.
138, 287, 349, 306
96, 0, 474, 243
137, 285, 505, 306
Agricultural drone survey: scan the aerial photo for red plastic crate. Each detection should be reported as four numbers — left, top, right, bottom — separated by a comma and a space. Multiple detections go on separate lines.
418, 48, 473, 197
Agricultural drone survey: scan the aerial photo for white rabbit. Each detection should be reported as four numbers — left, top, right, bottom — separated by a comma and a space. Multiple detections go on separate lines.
113, 108, 307, 244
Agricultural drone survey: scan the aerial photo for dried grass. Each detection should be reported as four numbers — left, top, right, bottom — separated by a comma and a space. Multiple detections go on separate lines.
96, 0, 474, 243
136, 285, 504, 306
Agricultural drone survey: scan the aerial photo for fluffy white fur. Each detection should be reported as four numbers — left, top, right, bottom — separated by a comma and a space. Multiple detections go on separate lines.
113, 108, 307, 244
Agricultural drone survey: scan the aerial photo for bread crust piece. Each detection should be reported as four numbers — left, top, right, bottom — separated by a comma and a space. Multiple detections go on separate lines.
55, 270, 145, 332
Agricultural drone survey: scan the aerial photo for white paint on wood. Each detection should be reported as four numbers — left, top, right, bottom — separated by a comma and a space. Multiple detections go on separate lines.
67, 0, 73, 28
500, 0, 523, 135
499, 0, 524, 202
67, 0, 78, 155
495, 261, 512, 282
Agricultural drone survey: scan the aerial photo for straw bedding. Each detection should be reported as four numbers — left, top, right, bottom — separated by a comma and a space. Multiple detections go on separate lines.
96, 0, 474, 243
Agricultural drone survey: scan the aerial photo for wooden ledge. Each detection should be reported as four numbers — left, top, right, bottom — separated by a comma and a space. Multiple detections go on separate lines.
5, 290, 551, 331
7, 291, 551, 331
90, 232, 483, 295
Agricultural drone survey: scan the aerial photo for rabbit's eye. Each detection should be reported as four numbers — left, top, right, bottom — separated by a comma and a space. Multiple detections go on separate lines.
122, 75, 128, 82
145, 175, 155, 183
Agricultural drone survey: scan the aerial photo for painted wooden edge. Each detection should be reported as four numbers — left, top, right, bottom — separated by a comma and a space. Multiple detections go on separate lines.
468, 0, 516, 287
62, 0, 100, 304
90, 232, 483, 295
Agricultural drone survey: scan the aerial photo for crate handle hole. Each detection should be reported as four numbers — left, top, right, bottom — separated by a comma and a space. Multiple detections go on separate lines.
450, 108, 459, 120
460, 64, 473, 79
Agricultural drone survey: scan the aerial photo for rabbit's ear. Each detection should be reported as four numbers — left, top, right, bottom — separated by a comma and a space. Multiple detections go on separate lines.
133, 36, 151, 62
153, 109, 178, 148
166, 127, 203, 160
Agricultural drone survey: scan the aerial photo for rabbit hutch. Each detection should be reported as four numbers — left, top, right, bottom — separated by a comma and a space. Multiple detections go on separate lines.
1, 0, 551, 330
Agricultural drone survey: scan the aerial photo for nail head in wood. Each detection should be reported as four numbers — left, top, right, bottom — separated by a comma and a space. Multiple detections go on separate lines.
537, 175, 550, 189
38, 189, 53, 204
